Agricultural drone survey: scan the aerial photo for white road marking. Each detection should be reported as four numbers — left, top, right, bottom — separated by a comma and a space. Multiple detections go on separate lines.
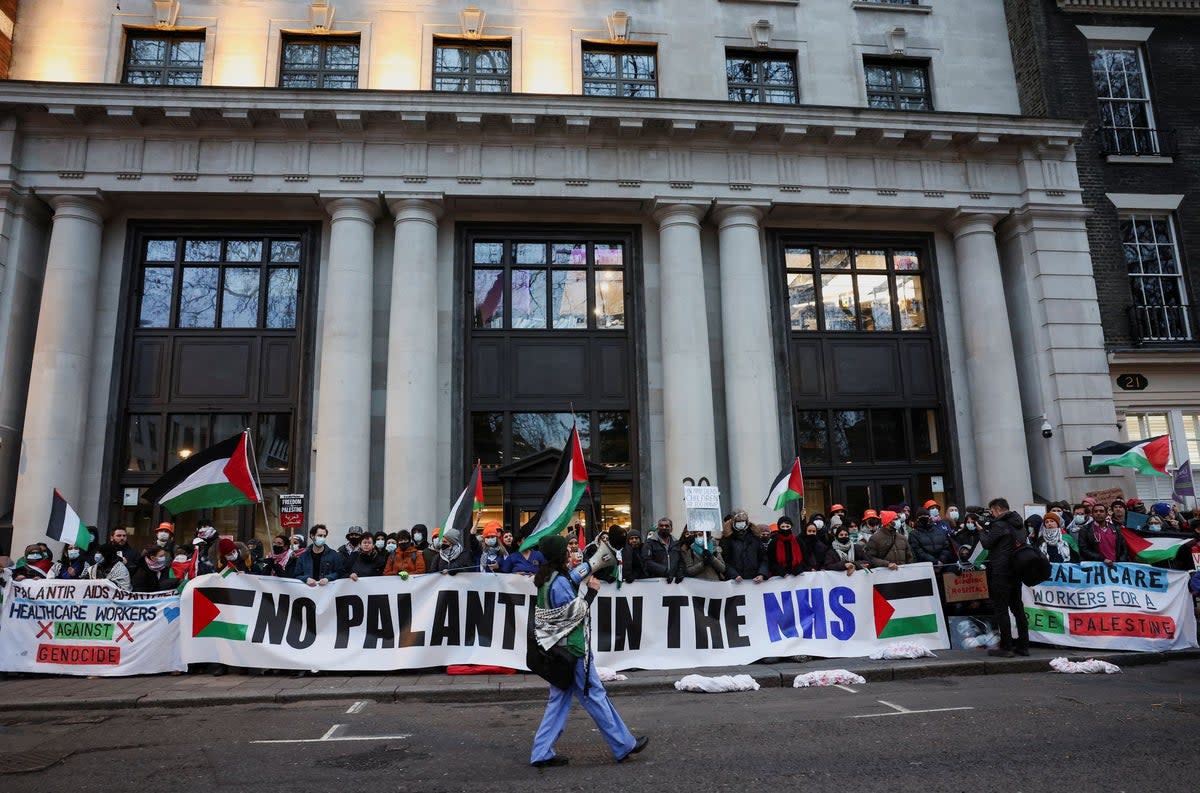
251, 723, 411, 744
851, 699, 974, 719
833, 684, 858, 694
346, 701, 368, 714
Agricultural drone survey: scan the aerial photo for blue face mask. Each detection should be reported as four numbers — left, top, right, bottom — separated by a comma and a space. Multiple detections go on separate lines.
68, 549, 80, 560
314, 536, 327, 547
375, 539, 385, 549
386, 543, 397, 553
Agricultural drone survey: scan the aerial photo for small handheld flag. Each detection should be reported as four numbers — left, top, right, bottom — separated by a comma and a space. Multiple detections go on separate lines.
46, 490, 92, 549
764, 458, 804, 512
520, 425, 589, 552
440, 462, 485, 545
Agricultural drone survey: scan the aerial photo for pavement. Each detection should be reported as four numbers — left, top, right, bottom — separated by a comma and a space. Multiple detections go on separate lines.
3, 645, 1198, 712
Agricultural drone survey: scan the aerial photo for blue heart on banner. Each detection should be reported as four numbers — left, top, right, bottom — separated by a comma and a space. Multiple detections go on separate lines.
164, 605, 181, 623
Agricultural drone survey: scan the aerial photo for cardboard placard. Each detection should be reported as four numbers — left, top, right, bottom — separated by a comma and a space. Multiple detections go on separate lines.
1085, 487, 1124, 507
683, 485, 722, 539
943, 569, 990, 602
279, 493, 305, 531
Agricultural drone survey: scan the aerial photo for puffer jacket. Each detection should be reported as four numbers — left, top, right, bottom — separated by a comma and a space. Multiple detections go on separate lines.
642, 533, 680, 579
910, 526, 955, 566
979, 510, 1025, 578
722, 529, 768, 580
864, 528, 913, 567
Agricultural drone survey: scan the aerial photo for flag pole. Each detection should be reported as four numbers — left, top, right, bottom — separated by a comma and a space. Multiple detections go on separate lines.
244, 428, 272, 539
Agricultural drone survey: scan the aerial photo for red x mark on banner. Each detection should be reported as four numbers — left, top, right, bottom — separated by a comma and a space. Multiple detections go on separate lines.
36, 621, 53, 639
115, 623, 134, 643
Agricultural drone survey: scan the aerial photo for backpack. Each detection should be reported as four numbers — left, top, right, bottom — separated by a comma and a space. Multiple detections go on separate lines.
1013, 542, 1052, 587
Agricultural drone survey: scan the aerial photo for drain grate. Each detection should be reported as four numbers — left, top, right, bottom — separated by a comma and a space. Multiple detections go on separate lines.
0, 750, 71, 775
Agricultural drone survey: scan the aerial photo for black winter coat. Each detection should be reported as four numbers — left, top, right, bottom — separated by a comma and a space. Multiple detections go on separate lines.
346, 550, 385, 578
722, 530, 768, 580
910, 527, 956, 566
621, 544, 648, 581
980, 511, 1025, 579
642, 534, 680, 578
129, 564, 172, 593
1077, 522, 1129, 563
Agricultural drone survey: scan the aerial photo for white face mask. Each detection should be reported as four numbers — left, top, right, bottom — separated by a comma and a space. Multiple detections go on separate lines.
375, 539, 385, 549
1073, 515, 1085, 526
226, 552, 240, 561
68, 549, 81, 560
947, 510, 959, 521
814, 519, 825, 530
157, 531, 171, 541
830, 515, 843, 527
413, 533, 424, 543
174, 554, 189, 563
734, 521, 747, 530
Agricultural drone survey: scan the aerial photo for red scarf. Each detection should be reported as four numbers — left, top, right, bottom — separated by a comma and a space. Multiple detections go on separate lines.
773, 530, 803, 571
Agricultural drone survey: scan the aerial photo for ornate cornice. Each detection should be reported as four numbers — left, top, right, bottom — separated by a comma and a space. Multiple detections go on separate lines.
1057, 0, 1200, 15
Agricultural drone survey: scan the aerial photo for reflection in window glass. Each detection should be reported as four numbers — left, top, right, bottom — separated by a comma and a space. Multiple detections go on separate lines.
594, 271, 625, 329
473, 242, 504, 264
257, 413, 292, 471
511, 269, 547, 329
225, 240, 263, 262
855, 249, 887, 270
788, 272, 817, 330
819, 248, 851, 270
515, 243, 546, 265
821, 273, 857, 330
266, 268, 299, 329
168, 414, 211, 465
221, 267, 260, 328
912, 409, 939, 460
178, 267, 218, 327
832, 410, 870, 462
599, 481, 632, 529
894, 250, 921, 271
595, 244, 624, 266
139, 268, 174, 328
552, 243, 587, 265
270, 240, 302, 262
796, 410, 829, 464
146, 239, 177, 262
552, 270, 589, 329
473, 269, 504, 328
857, 273, 894, 331
124, 414, 162, 472
511, 413, 591, 460
472, 412, 505, 465
212, 414, 249, 445
871, 409, 907, 460
184, 240, 221, 261
599, 411, 630, 465
785, 248, 813, 269
896, 274, 926, 330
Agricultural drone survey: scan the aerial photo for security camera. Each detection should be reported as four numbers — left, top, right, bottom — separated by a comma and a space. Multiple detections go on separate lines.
1041, 420, 1053, 439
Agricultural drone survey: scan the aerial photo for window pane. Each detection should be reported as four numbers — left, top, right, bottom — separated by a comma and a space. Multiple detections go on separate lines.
169, 40, 204, 67
435, 46, 469, 73
583, 82, 618, 97
600, 481, 632, 529
125, 71, 163, 85
599, 411, 631, 466
283, 43, 320, 69
326, 44, 359, 70
434, 77, 469, 92
762, 60, 796, 86
178, 267, 218, 327
582, 52, 617, 79
796, 410, 829, 465
552, 243, 588, 265
225, 240, 262, 262
726, 57, 754, 83
184, 240, 221, 262
785, 248, 813, 269
624, 53, 656, 81
129, 39, 167, 66
819, 248, 851, 270
322, 74, 358, 90
124, 414, 162, 473
912, 409, 940, 460
552, 270, 588, 329
266, 268, 299, 329
623, 82, 657, 98
871, 409, 907, 460
512, 413, 590, 461
832, 410, 871, 462
474, 242, 503, 264
139, 268, 174, 328
281, 73, 319, 88
476, 49, 511, 74
595, 244, 624, 266
857, 274, 894, 331
473, 269, 504, 328
257, 413, 292, 472
221, 267, 260, 328
787, 272, 817, 330
146, 239, 177, 262
855, 249, 887, 270
894, 250, 921, 271
271, 240, 302, 262
166, 70, 202, 86
595, 270, 625, 329
168, 414, 211, 466
896, 274, 926, 330
510, 269, 547, 329
211, 414, 249, 447
472, 412, 505, 465
515, 243, 546, 264
821, 273, 857, 330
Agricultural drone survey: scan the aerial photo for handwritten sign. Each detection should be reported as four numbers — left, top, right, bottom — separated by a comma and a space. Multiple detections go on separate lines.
943, 570, 990, 603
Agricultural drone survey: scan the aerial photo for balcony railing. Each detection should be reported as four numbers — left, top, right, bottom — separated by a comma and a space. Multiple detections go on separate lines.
1098, 125, 1177, 158
1127, 303, 1195, 345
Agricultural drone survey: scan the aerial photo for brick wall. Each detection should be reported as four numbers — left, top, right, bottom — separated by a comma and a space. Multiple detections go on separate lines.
1004, 0, 1200, 348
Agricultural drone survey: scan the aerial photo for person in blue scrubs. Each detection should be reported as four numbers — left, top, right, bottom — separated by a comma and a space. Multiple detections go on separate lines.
529, 534, 649, 768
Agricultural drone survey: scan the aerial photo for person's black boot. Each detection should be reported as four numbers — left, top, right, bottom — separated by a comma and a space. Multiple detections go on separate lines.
618, 736, 650, 763
532, 756, 569, 768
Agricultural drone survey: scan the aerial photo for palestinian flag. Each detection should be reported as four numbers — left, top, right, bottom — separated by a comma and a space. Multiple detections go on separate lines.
763, 458, 804, 511
46, 490, 92, 549
439, 462, 485, 544
143, 431, 262, 515
191, 586, 255, 641
967, 542, 988, 567
1121, 527, 1194, 565
1087, 436, 1170, 477
519, 425, 588, 552
872, 577, 940, 639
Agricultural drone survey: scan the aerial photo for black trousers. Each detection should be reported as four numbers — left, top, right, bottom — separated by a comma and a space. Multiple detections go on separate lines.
990, 581, 1029, 650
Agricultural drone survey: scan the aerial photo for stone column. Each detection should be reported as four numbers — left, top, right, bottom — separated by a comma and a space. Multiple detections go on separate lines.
950, 211, 1033, 506
383, 196, 442, 530
12, 191, 104, 553
715, 204, 783, 519
312, 195, 379, 532
653, 203, 719, 519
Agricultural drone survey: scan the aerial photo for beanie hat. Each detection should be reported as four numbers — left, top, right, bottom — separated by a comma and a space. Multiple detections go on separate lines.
1151, 502, 1172, 517
1042, 511, 1062, 529
607, 526, 627, 550
1025, 514, 1043, 530
482, 524, 500, 538
218, 537, 237, 557
440, 528, 462, 545
1081, 496, 1097, 507
539, 534, 568, 563
777, 515, 794, 529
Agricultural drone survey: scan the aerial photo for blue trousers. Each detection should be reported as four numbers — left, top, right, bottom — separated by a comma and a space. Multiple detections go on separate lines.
530, 654, 636, 763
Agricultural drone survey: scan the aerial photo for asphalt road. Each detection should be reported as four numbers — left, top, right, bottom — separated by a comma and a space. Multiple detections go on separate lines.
3, 665, 1198, 792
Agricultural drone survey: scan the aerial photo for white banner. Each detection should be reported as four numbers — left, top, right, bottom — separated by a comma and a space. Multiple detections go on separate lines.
0, 579, 186, 676
181, 564, 949, 671
1022, 562, 1198, 652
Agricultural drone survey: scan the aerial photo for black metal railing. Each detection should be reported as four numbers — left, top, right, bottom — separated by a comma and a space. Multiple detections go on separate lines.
1127, 303, 1195, 345
1098, 125, 1178, 158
